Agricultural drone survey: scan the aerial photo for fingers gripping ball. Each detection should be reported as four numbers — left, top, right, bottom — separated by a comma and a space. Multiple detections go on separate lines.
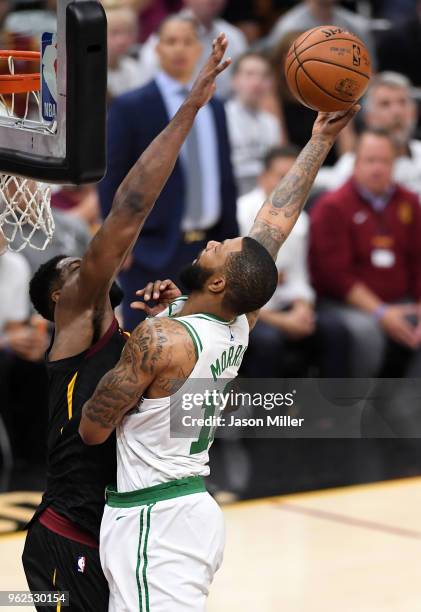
285, 26, 372, 112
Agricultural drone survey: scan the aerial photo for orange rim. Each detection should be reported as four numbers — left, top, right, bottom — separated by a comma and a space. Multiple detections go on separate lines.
0, 50, 40, 61
0, 51, 41, 94
0, 74, 40, 94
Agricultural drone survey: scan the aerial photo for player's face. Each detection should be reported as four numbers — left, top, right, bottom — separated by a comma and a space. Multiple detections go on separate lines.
233, 57, 273, 106
157, 21, 202, 81
56, 257, 82, 285
367, 86, 416, 146
354, 134, 395, 195
194, 237, 244, 269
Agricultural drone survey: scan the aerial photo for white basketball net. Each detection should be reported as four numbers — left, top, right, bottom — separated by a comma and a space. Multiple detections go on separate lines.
0, 53, 56, 252
0, 176, 54, 252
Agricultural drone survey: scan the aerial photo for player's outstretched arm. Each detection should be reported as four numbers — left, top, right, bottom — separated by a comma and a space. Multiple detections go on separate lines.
248, 106, 360, 260
79, 317, 194, 445
71, 34, 232, 311
245, 106, 359, 329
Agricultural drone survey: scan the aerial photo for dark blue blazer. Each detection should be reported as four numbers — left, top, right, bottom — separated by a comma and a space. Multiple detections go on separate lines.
99, 80, 238, 271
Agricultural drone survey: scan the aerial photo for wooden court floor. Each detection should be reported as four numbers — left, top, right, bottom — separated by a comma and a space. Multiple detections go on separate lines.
1, 477, 421, 611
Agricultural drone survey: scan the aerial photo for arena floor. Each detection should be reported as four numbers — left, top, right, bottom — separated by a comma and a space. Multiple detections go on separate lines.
1, 478, 421, 611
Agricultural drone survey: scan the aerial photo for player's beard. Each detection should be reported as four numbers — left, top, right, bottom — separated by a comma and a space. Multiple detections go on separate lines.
178, 261, 213, 292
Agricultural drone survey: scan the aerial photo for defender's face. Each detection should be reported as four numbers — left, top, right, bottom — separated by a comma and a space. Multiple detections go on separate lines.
194, 237, 244, 270
56, 256, 82, 286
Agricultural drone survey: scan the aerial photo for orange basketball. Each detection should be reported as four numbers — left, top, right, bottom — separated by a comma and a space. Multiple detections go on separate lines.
285, 26, 372, 112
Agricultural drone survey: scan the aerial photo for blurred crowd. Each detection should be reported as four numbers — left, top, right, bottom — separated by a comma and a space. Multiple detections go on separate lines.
1, 0, 421, 485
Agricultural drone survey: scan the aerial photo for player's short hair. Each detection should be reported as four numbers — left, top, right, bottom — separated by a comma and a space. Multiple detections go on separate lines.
223, 237, 277, 315
158, 14, 200, 38
263, 145, 300, 170
232, 51, 270, 75
29, 254, 67, 322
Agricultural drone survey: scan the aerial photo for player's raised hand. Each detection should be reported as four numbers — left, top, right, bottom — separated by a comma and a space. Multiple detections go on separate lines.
312, 104, 361, 143
188, 33, 231, 109
131, 280, 182, 317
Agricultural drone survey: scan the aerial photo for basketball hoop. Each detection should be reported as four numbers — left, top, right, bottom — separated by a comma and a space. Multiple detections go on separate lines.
0, 51, 54, 252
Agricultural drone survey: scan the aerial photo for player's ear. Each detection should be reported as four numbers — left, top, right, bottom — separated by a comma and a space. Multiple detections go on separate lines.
51, 289, 61, 304
208, 275, 226, 295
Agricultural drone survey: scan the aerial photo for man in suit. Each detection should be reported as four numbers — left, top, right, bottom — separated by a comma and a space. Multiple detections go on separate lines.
99, 15, 238, 329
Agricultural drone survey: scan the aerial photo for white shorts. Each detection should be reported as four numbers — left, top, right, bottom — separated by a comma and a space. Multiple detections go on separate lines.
100, 477, 225, 612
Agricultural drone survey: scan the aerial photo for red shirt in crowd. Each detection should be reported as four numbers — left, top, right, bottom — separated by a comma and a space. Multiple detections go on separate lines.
310, 179, 421, 303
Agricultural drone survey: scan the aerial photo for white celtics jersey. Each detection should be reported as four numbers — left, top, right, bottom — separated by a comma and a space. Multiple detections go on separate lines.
116, 297, 250, 492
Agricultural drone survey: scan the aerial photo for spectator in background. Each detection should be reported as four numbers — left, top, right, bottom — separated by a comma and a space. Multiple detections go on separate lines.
377, 1, 421, 88
0, 234, 42, 361
140, 0, 248, 98
106, 5, 145, 99
315, 73, 421, 200
136, 0, 182, 42
238, 146, 349, 377
4, 0, 56, 42
0, 234, 49, 463
51, 185, 100, 230
0, 0, 9, 26
226, 52, 283, 196
99, 16, 237, 330
311, 129, 421, 378
267, 0, 376, 66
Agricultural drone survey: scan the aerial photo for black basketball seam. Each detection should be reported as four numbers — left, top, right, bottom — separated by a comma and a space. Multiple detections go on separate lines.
300, 57, 370, 80
292, 43, 312, 108
295, 36, 368, 63
292, 26, 322, 54
295, 66, 310, 107
299, 61, 356, 104
293, 41, 348, 107
285, 54, 299, 78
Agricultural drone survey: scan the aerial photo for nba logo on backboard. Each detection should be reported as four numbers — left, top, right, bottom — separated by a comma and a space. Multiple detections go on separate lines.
77, 556, 86, 574
41, 32, 58, 122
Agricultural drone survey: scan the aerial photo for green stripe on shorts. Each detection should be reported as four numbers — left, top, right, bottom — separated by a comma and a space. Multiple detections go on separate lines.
136, 504, 154, 612
136, 508, 144, 611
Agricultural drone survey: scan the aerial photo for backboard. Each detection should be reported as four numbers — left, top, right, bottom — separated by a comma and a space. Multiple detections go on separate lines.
0, 0, 107, 184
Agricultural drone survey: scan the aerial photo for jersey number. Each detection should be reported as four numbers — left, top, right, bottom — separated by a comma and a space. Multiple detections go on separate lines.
189, 397, 217, 455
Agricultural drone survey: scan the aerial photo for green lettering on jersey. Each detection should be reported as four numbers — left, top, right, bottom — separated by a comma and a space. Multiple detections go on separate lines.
227, 345, 235, 367
210, 345, 245, 381
233, 345, 243, 366
236, 346, 247, 368
210, 359, 221, 382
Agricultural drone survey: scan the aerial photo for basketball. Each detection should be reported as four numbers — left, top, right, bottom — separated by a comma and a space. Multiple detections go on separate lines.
285, 26, 372, 112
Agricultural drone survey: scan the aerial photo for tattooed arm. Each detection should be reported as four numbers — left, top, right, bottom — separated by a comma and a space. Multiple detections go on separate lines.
79, 317, 196, 445
247, 106, 360, 329
59, 34, 231, 318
